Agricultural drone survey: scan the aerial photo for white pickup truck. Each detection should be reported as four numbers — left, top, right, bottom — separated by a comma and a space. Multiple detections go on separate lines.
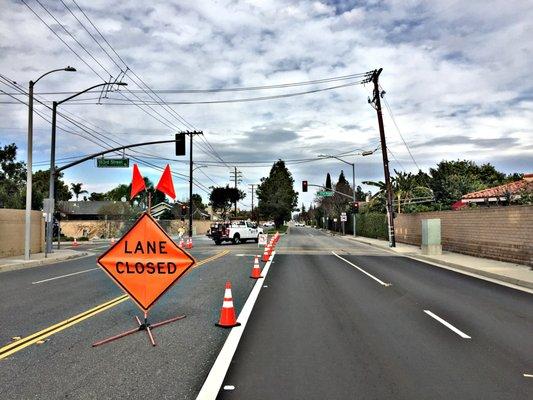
208, 220, 263, 245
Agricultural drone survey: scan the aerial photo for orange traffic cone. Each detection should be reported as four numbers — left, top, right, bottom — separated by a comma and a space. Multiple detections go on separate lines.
216, 281, 241, 328
179, 238, 184, 248
250, 255, 263, 279
189, 237, 194, 249
72, 238, 79, 247
262, 247, 269, 262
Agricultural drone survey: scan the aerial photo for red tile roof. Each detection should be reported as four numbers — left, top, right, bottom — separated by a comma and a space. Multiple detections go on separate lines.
462, 173, 533, 200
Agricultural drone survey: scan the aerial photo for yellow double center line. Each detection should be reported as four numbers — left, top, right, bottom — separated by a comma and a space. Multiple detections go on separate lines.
0, 250, 229, 361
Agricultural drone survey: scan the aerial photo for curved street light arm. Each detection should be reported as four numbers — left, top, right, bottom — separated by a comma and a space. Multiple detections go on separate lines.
57, 81, 126, 105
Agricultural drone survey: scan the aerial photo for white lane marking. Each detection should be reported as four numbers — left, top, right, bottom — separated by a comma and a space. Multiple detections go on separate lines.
423, 310, 471, 339
234, 254, 255, 257
307, 233, 314, 237
32, 268, 99, 284
223, 385, 235, 391
196, 251, 276, 400
331, 252, 391, 287
524, 373, 533, 378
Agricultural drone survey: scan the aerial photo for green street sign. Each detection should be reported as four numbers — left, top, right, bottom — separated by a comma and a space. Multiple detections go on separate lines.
97, 158, 130, 168
317, 190, 334, 197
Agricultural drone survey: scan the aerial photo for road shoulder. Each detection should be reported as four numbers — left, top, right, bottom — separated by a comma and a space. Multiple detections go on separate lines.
341, 235, 533, 293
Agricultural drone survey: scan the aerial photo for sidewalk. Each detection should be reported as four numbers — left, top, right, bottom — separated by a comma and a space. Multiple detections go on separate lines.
0, 249, 90, 273
344, 235, 533, 291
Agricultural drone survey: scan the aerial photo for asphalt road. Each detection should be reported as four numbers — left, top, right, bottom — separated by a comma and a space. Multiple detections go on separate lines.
0, 236, 263, 399
217, 227, 533, 399
1, 229, 531, 399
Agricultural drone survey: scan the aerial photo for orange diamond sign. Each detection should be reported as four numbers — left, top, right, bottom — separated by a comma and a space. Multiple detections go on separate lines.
97, 212, 195, 311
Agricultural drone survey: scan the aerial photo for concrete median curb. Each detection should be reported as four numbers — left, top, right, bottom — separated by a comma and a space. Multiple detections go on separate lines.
0, 251, 92, 273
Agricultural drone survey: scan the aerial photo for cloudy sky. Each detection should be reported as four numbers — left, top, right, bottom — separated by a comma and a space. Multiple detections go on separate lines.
1, 0, 532, 208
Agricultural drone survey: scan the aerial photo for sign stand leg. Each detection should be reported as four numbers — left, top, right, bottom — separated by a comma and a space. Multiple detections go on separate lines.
92, 312, 186, 348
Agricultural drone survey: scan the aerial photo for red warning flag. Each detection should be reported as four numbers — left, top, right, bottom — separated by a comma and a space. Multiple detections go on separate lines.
130, 164, 146, 199
156, 164, 176, 199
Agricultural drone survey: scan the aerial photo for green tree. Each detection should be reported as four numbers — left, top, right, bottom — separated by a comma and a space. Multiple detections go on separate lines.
429, 160, 506, 208
32, 169, 72, 210
331, 170, 352, 216
89, 192, 106, 201
0, 143, 26, 209
257, 160, 298, 227
325, 172, 332, 190
105, 177, 165, 208
70, 182, 88, 201
209, 185, 245, 219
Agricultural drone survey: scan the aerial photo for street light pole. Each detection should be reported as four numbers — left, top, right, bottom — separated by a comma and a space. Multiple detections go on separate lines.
318, 150, 376, 237
25, 67, 76, 260
46, 81, 127, 254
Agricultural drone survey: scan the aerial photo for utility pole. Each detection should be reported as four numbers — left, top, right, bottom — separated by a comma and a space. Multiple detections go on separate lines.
230, 167, 242, 216
248, 184, 257, 222
184, 131, 203, 237
370, 68, 396, 247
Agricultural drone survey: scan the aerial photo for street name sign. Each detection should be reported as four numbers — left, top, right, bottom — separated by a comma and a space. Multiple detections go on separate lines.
341, 213, 347, 222
97, 212, 195, 311
317, 191, 334, 197
97, 158, 130, 168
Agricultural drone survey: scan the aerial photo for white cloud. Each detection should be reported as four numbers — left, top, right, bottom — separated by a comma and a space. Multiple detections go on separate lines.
0, 0, 531, 207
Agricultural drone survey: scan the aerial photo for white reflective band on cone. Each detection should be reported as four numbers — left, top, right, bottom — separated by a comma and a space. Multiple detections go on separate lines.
223, 301, 233, 308
224, 289, 232, 298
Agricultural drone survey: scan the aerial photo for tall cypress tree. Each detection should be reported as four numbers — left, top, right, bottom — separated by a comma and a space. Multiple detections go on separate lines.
257, 160, 298, 227
325, 173, 332, 190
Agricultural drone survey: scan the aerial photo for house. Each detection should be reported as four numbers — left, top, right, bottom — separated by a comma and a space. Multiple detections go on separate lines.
58, 200, 133, 220
460, 173, 533, 205
150, 202, 173, 219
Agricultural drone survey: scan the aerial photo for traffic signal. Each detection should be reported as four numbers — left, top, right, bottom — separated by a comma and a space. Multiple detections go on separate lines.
354, 202, 359, 214
180, 204, 187, 221
175, 132, 186, 156
302, 180, 308, 192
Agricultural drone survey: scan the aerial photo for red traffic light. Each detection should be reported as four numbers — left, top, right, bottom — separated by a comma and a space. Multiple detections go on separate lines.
302, 180, 308, 192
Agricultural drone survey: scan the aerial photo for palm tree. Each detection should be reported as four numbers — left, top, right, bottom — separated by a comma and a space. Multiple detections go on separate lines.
71, 182, 88, 201
363, 170, 433, 213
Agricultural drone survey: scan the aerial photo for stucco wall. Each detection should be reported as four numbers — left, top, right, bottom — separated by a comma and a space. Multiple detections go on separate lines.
0, 209, 44, 257
60, 219, 213, 239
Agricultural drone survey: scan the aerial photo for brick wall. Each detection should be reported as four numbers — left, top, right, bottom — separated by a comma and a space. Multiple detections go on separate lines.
394, 205, 533, 266
0, 209, 44, 257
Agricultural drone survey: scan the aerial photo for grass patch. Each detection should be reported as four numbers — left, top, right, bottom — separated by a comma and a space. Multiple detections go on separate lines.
264, 225, 288, 234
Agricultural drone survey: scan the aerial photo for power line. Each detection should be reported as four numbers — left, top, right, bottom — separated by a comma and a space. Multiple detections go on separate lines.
380, 85, 420, 170
0, 72, 372, 96
45, 80, 367, 105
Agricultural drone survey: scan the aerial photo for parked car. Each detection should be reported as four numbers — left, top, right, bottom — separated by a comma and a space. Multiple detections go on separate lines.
263, 221, 275, 227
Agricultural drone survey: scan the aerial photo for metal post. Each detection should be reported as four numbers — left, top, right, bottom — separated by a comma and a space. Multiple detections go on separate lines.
24, 81, 34, 260
352, 162, 356, 237
188, 132, 193, 237
46, 101, 58, 254
372, 69, 396, 247
234, 167, 238, 216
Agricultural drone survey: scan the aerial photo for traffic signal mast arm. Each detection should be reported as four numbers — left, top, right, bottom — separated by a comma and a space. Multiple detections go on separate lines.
56, 138, 182, 173
307, 183, 354, 200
